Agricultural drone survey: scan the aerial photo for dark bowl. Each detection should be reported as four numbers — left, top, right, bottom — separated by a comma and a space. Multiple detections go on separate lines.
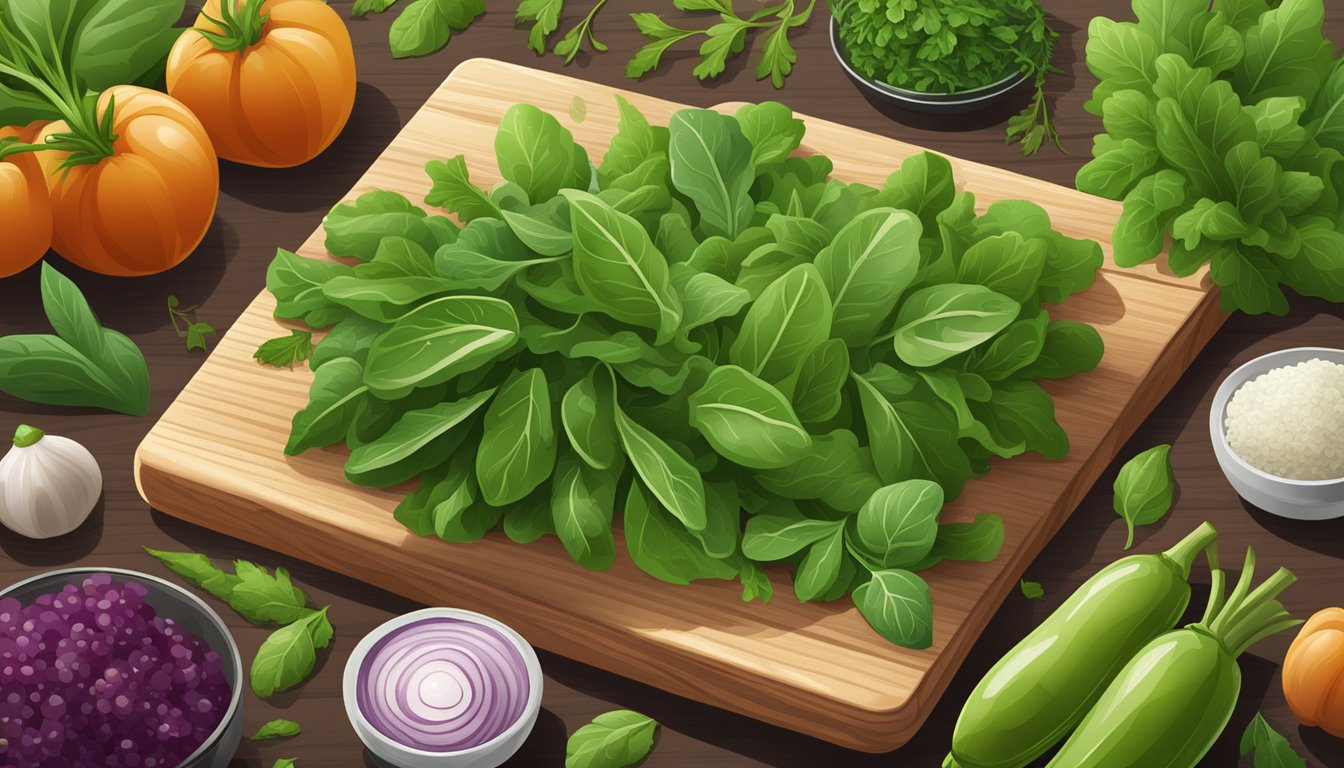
829, 15, 1031, 115
0, 567, 244, 768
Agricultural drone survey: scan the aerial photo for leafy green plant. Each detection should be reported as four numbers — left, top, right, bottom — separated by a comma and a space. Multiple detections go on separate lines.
167, 295, 216, 352
1113, 443, 1175, 549
628, 0, 818, 89
251, 719, 302, 741
0, 264, 150, 416
144, 548, 334, 698
1020, 579, 1044, 599
386, 0, 484, 59
1079, 0, 1344, 314
262, 97, 1105, 649
831, 0, 1061, 155
565, 710, 659, 768
1241, 713, 1306, 768
272, 759, 296, 768
255, 330, 315, 368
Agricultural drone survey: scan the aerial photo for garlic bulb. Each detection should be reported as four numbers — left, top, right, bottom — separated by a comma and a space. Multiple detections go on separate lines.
0, 425, 103, 539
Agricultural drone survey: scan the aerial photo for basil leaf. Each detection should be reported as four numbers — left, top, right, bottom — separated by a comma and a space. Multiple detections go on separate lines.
364, 296, 519, 399
564, 189, 682, 341
551, 452, 618, 571
475, 369, 557, 506
388, 0, 483, 59
892, 284, 1020, 368
250, 609, 328, 698
689, 365, 811, 470
854, 570, 934, 650
668, 109, 755, 239
345, 389, 494, 488
615, 405, 706, 532
565, 710, 659, 768
730, 264, 832, 384
1020, 580, 1045, 600
624, 481, 734, 585
815, 208, 922, 346
854, 480, 942, 569
273, 758, 296, 768
1113, 444, 1176, 549
251, 719, 302, 741
496, 103, 591, 201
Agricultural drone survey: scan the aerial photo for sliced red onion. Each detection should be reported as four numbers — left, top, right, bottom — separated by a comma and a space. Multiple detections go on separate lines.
356, 617, 530, 752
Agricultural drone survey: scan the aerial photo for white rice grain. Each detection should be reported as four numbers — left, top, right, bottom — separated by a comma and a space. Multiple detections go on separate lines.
1224, 358, 1344, 481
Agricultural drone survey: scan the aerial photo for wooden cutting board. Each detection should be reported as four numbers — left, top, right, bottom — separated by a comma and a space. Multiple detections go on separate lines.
135, 59, 1225, 753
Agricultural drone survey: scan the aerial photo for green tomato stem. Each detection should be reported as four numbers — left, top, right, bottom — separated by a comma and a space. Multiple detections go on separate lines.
13, 425, 44, 448
198, 0, 270, 53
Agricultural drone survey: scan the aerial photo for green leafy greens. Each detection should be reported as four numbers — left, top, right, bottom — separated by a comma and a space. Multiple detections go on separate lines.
565, 710, 659, 768
1079, 0, 1344, 314
831, 0, 1062, 155
143, 548, 333, 698
251, 719, 302, 741
0, 264, 150, 416
261, 97, 1104, 650
1112, 443, 1175, 550
1240, 713, 1307, 768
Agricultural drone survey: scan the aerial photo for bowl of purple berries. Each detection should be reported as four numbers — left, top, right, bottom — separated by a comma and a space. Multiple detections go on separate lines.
0, 568, 242, 768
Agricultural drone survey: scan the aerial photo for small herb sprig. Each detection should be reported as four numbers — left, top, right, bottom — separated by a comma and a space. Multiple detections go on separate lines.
519, 0, 612, 64
144, 548, 334, 698
628, 0, 817, 89
254, 330, 315, 368
167, 295, 216, 353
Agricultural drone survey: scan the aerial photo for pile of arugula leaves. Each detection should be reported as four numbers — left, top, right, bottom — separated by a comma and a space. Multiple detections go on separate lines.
261, 98, 1104, 649
1079, 0, 1344, 314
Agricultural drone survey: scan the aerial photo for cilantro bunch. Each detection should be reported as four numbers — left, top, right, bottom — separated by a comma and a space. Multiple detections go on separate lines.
832, 0, 1062, 155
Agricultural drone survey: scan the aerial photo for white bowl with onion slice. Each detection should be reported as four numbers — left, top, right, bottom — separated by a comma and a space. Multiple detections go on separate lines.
343, 608, 543, 768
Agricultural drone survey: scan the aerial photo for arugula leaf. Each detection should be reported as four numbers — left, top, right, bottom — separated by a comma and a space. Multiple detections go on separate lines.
143, 548, 241, 606
516, 0, 565, 54
892, 284, 1020, 368
624, 480, 734, 585
354, 0, 399, 15
1020, 579, 1045, 600
476, 369, 556, 506
616, 404, 707, 532
815, 208, 921, 346
565, 710, 659, 768
273, 760, 296, 768
668, 109, 756, 239
1113, 444, 1175, 549
424, 156, 502, 222
553, 0, 611, 65
496, 104, 592, 201
251, 719, 302, 741
0, 264, 150, 416
363, 296, 519, 399
551, 452, 618, 570
689, 365, 811, 469
1240, 713, 1307, 768
286, 358, 371, 455
388, 0, 484, 59
255, 330, 315, 368
730, 264, 832, 384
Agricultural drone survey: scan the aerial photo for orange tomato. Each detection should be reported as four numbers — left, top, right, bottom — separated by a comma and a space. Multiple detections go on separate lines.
166, 0, 357, 168
0, 122, 53, 278
1283, 607, 1344, 737
36, 86, 219, 277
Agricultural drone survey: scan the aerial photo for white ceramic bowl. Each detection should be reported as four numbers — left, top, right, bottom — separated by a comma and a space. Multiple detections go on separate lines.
343, 607, 543, 768
1210, 346, 1344, 520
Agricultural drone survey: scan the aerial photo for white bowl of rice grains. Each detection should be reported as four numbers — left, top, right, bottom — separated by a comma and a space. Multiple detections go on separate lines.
1211, 347, 1344, 520
343, 607, 543, 768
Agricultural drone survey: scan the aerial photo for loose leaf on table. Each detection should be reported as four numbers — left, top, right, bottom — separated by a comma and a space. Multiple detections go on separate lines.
854, 569, 934, 650
251, 719, 302, 740
144, 549, 318, 627
166, 295, 216, 352
251, 608, 331, 698
388, 0, 484, 59
552, 0, 611, 65
0, 264, 151, 416
1240, 713, 1307, 768
688, 365, 811, 470
273, 760, 296, 768
354, 0, 399, 15
254, 330, 315, 368
1113, 444, 1176, 549
565, 709, 659, 768
1020, 579, 1045, 600
516, 0, 564, 54
143, 548, 241, 606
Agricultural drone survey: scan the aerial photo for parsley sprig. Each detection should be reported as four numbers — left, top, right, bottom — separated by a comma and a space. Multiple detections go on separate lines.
628, 0, 818, 89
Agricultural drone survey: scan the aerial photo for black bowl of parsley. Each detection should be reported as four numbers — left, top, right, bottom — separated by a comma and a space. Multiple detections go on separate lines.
829, 0, 1059, 153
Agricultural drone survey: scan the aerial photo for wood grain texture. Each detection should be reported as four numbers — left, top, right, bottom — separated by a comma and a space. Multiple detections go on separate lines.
133, 59, 1225, 753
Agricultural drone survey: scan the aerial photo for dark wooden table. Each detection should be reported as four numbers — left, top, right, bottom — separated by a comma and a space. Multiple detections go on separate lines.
3, 2, 1343, 766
